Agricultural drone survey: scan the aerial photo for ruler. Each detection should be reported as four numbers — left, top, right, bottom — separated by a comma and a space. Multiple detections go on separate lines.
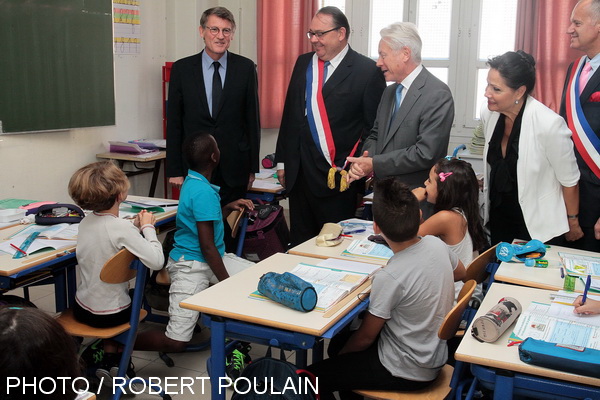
12, 232, 40, 259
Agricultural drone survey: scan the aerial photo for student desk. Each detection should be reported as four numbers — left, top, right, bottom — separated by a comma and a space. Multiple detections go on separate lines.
493, 244, 597, 291
0, 196, 177, 311
455, 283, 600, 399
180, 252, 371, 400
288, 235, 388, 266
96, 151, 166, 197
247, 171, 285, 203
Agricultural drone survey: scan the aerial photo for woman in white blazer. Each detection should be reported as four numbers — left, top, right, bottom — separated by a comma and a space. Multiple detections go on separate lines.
481, 51, 583, 244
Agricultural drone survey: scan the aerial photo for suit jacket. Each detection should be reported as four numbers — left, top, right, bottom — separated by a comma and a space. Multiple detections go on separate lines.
275, 47, 386, 197
166, 51, 260, 188
560, 61, 600, 227
362, 67, 454, 189
483, 96, 580, 242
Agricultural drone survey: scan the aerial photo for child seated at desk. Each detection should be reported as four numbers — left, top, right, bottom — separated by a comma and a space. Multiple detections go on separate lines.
68, 161, 164, 381
135, 132, 254, 355
307, 178, 465, 400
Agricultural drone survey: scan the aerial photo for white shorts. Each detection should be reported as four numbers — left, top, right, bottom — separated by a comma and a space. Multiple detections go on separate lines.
165, 253, 254, 342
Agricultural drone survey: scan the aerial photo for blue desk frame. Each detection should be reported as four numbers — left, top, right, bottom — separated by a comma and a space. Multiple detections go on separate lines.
201, 298, 370, 400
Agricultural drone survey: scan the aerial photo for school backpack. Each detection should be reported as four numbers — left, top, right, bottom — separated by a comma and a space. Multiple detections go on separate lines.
231, 356, 317, 400
241, 204, 290, 262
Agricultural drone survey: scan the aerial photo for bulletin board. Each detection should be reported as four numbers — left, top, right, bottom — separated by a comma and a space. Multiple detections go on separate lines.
0, 0, 115, 134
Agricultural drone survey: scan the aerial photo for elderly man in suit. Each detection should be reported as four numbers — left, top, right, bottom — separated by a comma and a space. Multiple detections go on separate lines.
275, 6, 386, 246
560, 0, 600, 252
166, 7, 260, 206
347, 22, 454, 192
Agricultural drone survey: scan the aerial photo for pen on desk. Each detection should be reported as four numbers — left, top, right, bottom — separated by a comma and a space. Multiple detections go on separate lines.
560, 267, 564, 279
343, 229, 366, 235
582, 274, 592, 305
10, 243, 27, 256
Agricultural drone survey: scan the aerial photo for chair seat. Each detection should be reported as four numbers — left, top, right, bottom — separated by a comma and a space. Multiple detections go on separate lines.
353, 364, 453, 400
56, 308, 148, 339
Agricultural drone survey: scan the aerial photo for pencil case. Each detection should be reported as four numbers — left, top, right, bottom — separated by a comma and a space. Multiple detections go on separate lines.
35, 203, 85, 225
519, 338, 600, 378
258, 272, 317, 312
316, 223, 343, 247
496, 239, 546, 263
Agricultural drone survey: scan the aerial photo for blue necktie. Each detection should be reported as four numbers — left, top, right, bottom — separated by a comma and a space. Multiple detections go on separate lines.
391, 84, 403, 121
212, 61, 222, 117
323, 61, 331, 86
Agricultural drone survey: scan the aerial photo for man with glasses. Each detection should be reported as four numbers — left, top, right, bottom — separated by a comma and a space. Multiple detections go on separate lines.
166, 7, 260, 213
275, 6, 385, 246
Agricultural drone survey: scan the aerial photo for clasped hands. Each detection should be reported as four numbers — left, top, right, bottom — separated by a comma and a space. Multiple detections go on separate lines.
346, 151, 373, 184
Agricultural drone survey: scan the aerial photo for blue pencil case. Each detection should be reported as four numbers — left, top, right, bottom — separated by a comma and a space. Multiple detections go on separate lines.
518, 338, 600, 378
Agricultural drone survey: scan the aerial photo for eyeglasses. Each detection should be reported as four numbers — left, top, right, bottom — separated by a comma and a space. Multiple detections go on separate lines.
205, 26, 233, 37
306, 27, 339, 39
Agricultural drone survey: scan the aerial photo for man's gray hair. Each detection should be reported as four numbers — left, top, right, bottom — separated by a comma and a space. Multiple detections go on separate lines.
380, 22, 422, 63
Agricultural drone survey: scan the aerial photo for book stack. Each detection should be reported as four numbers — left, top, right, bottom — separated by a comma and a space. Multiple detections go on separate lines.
468, 122, 485, 156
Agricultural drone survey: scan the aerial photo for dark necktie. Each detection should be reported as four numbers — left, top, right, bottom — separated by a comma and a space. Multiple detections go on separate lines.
212, 61, 222, 117
323, 61, 331, 86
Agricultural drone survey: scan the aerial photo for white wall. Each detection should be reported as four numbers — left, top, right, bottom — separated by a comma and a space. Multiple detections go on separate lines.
0, 1, 168, 202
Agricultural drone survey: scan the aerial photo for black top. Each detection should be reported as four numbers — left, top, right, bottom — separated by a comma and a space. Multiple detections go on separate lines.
487, 97, 529, 243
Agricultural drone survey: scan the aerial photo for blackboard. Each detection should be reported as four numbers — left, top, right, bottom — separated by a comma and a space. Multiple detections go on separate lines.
0, 0, 115, 134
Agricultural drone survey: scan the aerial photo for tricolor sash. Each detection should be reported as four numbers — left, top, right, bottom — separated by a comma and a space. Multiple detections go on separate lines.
305, 54, 358, 191
565, 55, 600, 178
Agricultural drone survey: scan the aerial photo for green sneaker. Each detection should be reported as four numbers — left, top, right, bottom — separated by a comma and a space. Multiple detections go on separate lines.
226, 349, 249, 381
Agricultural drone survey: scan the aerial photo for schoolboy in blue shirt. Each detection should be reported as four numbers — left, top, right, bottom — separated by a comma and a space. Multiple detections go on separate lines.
136, 132, 254, 353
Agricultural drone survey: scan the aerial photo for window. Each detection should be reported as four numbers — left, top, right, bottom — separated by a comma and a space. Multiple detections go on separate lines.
320, 0, 517, 148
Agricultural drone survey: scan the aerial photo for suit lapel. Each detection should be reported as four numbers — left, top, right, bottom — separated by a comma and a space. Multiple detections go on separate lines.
581, 68, 600, 104
193, 51, 210, 115
383, 69, 427, 148
322, 49, 354, 99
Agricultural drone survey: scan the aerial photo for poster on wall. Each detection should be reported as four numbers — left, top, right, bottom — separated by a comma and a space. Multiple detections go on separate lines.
113, 0, 141, 54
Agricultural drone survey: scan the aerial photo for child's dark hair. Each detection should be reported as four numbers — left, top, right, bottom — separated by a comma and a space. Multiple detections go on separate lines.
0, 306, 83, 400
373, 177, 420, 242
433, 158, 486, 251
182, 132, 218, 171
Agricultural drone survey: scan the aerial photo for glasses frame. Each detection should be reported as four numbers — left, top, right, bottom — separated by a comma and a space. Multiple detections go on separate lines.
306, 27, 340, 39
204, 26, 233, 37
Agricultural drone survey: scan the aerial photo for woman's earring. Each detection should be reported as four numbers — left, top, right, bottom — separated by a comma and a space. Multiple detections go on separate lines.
515, 99, 519, 104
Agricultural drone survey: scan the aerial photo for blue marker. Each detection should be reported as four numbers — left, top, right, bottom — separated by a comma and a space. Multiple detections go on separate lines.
344, 229, 366, 235
582, 274, 592, 305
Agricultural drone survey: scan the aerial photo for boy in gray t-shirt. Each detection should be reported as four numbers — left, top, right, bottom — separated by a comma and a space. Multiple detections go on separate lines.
308, 178, 465, 400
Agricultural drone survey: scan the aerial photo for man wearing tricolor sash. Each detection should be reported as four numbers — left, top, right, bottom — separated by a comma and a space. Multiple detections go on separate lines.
560, 0, 600, 252
275, 6, 386, 246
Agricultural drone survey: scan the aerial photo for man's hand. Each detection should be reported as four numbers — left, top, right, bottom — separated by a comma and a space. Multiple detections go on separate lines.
169, 176, 184, 189
277, 169, 285, 188
595, 217, 600, 240
247, 173, 256, 190
346, 151, 373, 184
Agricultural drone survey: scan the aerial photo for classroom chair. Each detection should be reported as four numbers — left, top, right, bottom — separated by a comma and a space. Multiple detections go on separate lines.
353, 279, 477, 400
56, 248, 170, 400
463, 243, 500, 299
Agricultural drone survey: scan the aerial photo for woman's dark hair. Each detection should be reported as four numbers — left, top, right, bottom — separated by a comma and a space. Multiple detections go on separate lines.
433, 158, 487, 252
487, 50, 536, 96
0, 306, 83, 400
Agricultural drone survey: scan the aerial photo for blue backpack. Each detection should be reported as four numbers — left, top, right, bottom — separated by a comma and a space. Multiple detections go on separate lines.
231, 354, 317, 400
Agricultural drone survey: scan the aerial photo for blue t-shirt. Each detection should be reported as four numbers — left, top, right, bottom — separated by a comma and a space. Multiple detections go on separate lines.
170, 170, 224, 262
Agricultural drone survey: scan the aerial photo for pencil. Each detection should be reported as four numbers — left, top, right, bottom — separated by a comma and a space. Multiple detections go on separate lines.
10, 243, 27, 256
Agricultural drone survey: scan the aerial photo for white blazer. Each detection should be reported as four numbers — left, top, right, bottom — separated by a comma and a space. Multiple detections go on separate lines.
481, 96, 580, 243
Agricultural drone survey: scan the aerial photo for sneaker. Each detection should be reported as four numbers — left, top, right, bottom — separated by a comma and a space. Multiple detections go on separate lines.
110, 360, 143, 392
226, 349, 249, 381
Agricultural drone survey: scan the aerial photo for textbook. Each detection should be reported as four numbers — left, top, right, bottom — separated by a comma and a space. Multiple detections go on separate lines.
250, 259, 381, 312
7, 223, 79, 241
109, 141, 159, 154
509, 291, 600, 349
341, 239, 393, 261
0, 238, 77, 257
558, 252, 600, 277
122, 199, 179, 213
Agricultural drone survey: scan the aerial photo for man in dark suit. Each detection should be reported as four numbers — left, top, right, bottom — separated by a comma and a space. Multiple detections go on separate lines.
166, 7, 260, 206
347, 22, 454, 191
275, 7, 386, 246
560, 0, 600, 252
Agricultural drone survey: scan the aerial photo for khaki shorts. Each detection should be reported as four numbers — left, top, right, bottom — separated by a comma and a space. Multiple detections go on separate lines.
165, 253, 253, 342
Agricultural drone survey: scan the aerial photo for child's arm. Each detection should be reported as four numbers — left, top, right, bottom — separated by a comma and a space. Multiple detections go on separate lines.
339, 312, 386, 355
412, 187, 426, 202
454, 260, 466, 282
418, 210, 465, 246
222, 199, 255, 218
197, 221, 230, 281
573, 296, 600, 315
